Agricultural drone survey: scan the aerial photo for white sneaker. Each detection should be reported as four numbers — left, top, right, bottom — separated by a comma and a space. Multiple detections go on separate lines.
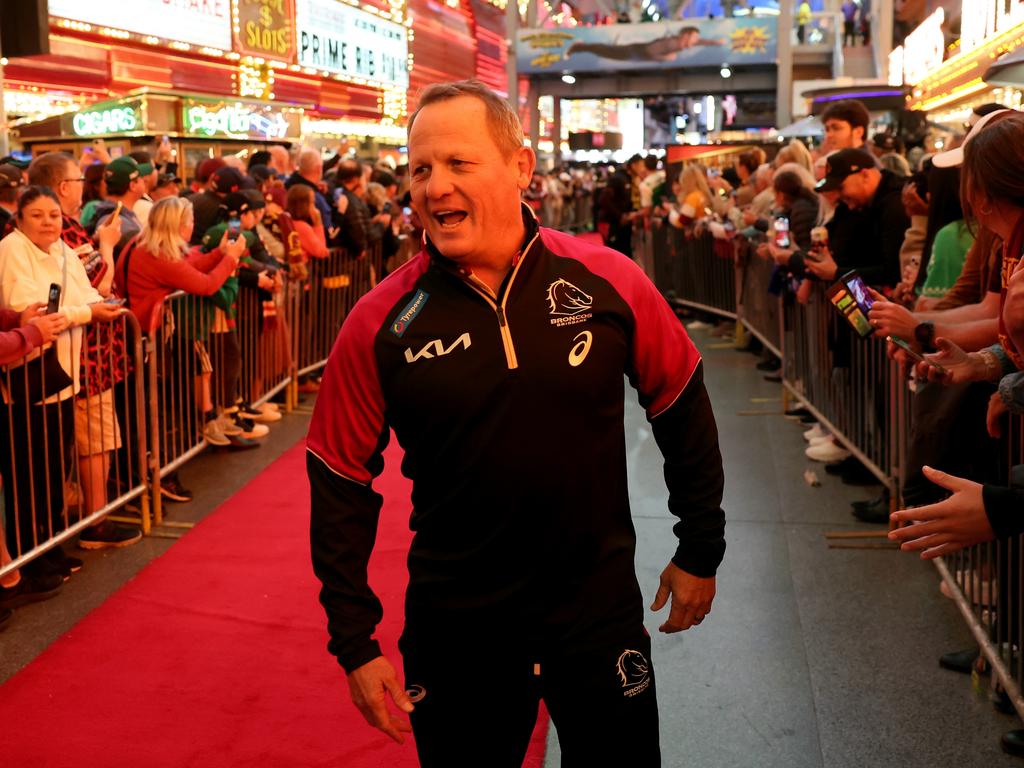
805, 439, 851, 462
250, 407, 282, 423
204, 419, 231, 447
686, 320, 712, 330
803, 424, 827, 442
809, 434, 834, 446
218, 415, 243, 436
261, 402, 280, 413
235, 417, 269, 439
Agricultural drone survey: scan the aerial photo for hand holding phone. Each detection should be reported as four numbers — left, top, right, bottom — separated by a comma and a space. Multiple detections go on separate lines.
46, 283, 61, 315
111, 200, 123, 224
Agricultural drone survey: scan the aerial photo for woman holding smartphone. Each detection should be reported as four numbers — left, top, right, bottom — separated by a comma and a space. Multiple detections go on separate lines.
0, 186, 123, 579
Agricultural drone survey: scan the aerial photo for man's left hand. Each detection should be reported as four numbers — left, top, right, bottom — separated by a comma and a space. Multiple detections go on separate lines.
650, 561, 715, 633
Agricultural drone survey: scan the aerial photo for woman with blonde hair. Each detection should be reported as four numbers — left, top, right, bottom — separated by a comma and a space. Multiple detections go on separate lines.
673, 164, 722, 226
773, 139, 815, 176
117, 196, 245, 446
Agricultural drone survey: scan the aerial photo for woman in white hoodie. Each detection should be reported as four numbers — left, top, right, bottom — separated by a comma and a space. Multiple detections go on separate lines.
0, 186, 123, 575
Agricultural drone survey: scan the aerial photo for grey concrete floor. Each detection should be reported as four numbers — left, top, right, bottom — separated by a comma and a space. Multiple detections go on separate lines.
544, 328, 1022, 768
0, 399, 314, 684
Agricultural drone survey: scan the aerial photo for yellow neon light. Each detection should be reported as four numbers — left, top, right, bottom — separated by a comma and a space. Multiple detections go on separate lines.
913, 78, 989, 111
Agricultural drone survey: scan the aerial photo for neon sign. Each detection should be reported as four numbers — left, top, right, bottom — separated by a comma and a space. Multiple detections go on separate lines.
902, 9, 945, 86
184, 103, 289, 139
72, 105, 140, 136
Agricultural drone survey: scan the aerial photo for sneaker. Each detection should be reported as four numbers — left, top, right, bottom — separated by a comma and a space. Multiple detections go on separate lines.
249, 406, 282, 423
204, 418, 231, 447
0, 606, 11, 632
809, 434, 834, 446
235, 416, 269, 439
803, 424, 827, 442
784, 407, 811, 421
160, 476, 194, 503
805, 439, 851, 463
686, 320, 712, 331
261, 402, 280, 413
0, 570, 63, 609
218, 415, 243, 436
227, 434, 261, 450
236, 402, 264, 420
44, 546, 83, 577
297, 377, 321, 393
77, 520, 143, 550
756, 358, 781, 372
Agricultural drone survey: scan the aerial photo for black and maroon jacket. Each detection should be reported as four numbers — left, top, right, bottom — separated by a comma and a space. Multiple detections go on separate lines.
307, 208, 726, 672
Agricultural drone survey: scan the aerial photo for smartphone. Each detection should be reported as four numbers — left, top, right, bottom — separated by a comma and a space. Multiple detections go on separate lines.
888, 335, 947, 373
104, 297, 126, 306
228, 217, 242, 237
827, 281, 873, 338
46, 283, 61, 314
402, 206, 412, 217
774, 217, 790, 248
382, 201, 393, 214
841, 270, 874, 315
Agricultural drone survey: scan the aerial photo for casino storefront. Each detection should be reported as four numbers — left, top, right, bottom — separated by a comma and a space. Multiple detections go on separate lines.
900, 0, 1024, 140
4, 0, 412, 178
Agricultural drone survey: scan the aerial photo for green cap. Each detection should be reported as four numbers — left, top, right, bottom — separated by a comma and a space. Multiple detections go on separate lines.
104, 156, 142, 189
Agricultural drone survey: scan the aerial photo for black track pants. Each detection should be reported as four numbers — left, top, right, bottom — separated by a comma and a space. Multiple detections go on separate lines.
402, 631, 661, 767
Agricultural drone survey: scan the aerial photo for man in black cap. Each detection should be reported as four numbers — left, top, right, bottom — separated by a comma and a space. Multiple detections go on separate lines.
127, 150, 158, 223
187, 165, 247, 246
151, 172, 182, 203
91, 156, 147, 258
0, 164, 24, 233
807, 147, 908, 288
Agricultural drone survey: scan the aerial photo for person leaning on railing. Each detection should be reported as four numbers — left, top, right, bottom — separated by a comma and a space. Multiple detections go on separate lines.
0, 186, 125, 581
891, 110, 1024, 553
116, 196, 245, 448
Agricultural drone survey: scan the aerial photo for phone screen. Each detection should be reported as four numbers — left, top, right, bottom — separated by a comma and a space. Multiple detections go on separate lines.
228, 217, 242, 237
841, 271, 874, 315
827, 281, 873, 338
46, 283, 61, 315
774, 217, 790, 248
888, 335, 946, 372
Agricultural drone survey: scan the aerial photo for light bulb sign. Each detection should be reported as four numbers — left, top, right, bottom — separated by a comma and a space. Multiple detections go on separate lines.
48, 0, 232, 50
182, 99, 300, 140
902, 9, 945, 86
72, 101, 143, 137
295, 0, 409, 89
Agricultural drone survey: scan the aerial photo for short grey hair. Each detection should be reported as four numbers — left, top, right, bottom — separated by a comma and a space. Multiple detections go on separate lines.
408, 80, 524, 158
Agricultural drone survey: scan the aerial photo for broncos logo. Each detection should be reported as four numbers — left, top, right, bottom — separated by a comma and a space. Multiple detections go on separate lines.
616, 649, 650, 689
546, 279, 593, 316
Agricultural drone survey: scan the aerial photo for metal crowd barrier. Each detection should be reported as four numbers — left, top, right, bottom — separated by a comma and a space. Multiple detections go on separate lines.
649, 224, 737, 320
641, 223, 1024, 724
0, 311, 149, 578
294, 245, 381, 378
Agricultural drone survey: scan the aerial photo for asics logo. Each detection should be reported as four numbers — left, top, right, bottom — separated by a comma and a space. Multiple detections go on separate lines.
568, 331, 592, 367
404, 332, 472, 363
547, 279, 593, 316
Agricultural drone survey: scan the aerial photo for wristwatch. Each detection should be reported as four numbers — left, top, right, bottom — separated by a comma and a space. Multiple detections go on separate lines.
914, 321, 936, 353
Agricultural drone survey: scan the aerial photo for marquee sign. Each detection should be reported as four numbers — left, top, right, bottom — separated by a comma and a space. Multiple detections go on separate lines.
902, 9, 946, 86
295, 0, 409, 88
235, 0, 296, 61
48, 0, 233, 51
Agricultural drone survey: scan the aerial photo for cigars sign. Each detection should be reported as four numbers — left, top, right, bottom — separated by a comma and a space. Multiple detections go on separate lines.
235, 0, 297, 61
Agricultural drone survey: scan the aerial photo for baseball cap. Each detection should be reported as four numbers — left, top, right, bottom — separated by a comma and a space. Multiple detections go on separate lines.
240, 188, 267, 211
223, 191, 261, 216
0, 164, 24, 189
210, 166, 246, 194
104, 156, 142, 188
156, 172, 181, 188
248, 164, 274, 185
197, 157, 226, 183
0, 155, 29, 170
815, 148, 877, 192
933, 108, 1012, 168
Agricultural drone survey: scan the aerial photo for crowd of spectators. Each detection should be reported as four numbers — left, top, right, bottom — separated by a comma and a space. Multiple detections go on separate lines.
576, 98, 1024, 754
0, 141, 417, 633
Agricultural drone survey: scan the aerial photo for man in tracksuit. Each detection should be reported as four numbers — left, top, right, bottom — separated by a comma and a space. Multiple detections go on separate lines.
307, 80, 726, 767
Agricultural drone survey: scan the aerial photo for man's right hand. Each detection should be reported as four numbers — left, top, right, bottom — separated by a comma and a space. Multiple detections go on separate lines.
346, 656, 414, 744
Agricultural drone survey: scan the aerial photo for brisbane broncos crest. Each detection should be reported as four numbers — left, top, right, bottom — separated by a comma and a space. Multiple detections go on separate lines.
546, 278, 594, 327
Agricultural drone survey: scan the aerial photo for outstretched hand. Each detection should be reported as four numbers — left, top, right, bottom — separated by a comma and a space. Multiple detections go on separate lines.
650, 561, 715, 633
888, 466, 992, 558
346, 656, 414, 744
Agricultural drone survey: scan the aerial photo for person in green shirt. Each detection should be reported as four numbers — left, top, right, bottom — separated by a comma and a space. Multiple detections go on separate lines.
920, 220, 974, 301
916, 165, 973, 308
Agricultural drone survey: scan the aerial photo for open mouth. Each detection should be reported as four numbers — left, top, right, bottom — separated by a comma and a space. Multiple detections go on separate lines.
433, 210, 468, 229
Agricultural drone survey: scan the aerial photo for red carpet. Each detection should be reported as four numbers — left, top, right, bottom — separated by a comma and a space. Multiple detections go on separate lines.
0, 439, 550, 767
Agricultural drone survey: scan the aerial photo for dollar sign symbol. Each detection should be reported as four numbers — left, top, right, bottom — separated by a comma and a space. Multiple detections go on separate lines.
259, 5, 273, 27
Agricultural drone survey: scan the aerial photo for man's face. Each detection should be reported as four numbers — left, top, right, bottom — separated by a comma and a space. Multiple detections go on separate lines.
409, 97, 533, 264
824, 119, 862, 151
838, 169, 877, 209
58, 159, 84, 216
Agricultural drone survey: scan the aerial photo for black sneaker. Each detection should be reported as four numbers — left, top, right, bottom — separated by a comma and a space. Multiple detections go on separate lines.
939, 647, 982, 675
44, 546, 84, 578
77, 520, 143, 550
0, 606, 11, 631
160, 476, 194, 503
0, 570, 63, 609
236, 402, 263, 420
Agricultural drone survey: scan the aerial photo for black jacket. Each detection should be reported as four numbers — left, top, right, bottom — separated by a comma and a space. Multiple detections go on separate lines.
826, 170, 908, 287
307, 208, 726, 671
